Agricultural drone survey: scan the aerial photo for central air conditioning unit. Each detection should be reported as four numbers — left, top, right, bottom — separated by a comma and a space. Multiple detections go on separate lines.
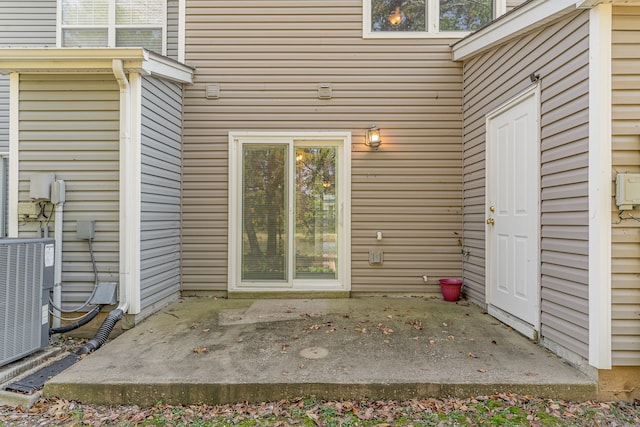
0, 238, 55, 367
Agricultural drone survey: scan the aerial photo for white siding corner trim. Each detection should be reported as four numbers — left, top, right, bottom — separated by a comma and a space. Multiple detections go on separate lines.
588, 4, 612, 369
178, 0, 185, 63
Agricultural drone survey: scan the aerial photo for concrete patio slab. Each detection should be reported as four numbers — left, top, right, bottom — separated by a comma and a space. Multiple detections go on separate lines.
44, 296, 597, 406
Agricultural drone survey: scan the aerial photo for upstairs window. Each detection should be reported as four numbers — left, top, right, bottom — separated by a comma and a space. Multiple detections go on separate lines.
364, 0, 503, 38
59, 0, 165, 54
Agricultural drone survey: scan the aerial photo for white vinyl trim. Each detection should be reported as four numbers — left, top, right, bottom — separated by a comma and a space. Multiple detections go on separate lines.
228, 131, 351, 293
8, 73, 18, 238
587, 3, 612, 370
178, 0, 186, 63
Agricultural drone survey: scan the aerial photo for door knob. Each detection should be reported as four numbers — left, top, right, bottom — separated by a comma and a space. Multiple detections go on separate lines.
490, 206, 495, 212
486, 218, 495, 225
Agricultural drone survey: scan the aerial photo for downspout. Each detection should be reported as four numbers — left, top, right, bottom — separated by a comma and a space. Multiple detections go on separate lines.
77, 59, 131, 354
52, 182, 65, 329
112, 58, 131, 316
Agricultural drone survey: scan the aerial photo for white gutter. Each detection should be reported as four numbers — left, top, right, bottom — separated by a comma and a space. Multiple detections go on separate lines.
112, 59, 131, 315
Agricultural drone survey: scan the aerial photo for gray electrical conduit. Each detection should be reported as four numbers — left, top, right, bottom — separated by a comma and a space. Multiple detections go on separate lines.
76, 59, 131, 355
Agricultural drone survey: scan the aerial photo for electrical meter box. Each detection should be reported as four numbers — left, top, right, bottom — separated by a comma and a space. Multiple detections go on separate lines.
616, 173, 640, 210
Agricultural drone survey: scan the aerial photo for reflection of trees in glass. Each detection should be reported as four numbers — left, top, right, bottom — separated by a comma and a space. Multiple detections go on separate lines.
295, 148, 337, 277
440, 0, 493, 31
296, 148, 336, 237
242, 146, 287, 278
372, 0, 426, 32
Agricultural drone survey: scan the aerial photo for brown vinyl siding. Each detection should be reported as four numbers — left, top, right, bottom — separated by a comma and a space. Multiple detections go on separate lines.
611, 6, 640, 366
139, 76, 183, 311
182, 0, 463, 293
17, 74, 120, 309
461, 11, 590, 358
0, 0, 56, 47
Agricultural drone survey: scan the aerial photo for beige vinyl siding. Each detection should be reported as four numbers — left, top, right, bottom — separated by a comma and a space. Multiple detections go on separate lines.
182, 0, 463, 292
461, 11, 590, 358
0, 77, 7, 152
139, 76, 182, 310
0, 0, 57, 47
17, 74, 120, 309
611, 6, 640, 366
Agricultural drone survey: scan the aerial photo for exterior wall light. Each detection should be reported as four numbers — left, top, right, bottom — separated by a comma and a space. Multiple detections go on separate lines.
365, 125, 382, 150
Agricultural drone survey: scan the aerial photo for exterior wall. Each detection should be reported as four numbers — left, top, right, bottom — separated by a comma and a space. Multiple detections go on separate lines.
167, 0, 181, 60
611, 6, 640, 366
139, 76, 183, 310
17, 74, 120, 309
461, 11, 591, 358
0, 77, 7, 152
0, 0, 57, 47
182, 0, 464, 293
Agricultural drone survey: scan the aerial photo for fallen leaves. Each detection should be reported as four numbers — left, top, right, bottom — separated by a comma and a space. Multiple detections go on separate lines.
193, 346, 208, 354
3, 395, 639, 427
406, 319, 423, 330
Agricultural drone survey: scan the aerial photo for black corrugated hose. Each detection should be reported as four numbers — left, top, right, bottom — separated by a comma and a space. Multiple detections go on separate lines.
76, 308, 124, 355
49, 305, 102, 336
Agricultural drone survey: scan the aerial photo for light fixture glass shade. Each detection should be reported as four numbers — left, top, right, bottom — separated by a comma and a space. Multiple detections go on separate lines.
388, 7, 404, 26
366, 125, 382, 149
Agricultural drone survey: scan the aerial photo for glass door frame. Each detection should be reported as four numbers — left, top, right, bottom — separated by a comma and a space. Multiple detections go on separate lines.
228, 131, 351, 292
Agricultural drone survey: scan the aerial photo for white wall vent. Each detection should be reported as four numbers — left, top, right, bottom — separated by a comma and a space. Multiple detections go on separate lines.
1, 238, 54, 367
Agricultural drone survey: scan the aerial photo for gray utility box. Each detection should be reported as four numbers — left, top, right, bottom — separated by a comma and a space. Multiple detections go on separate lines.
0, 238, 55, 367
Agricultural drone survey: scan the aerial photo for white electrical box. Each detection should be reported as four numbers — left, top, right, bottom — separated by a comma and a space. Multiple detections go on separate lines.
29, 173, 55, 201
616, 173, 640, 210
51, 180, 66, 205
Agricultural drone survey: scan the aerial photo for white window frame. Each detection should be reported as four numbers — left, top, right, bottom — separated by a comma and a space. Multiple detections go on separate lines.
363, 0, 506, 38
57, 0, 167, 55
228, 131, 352, 293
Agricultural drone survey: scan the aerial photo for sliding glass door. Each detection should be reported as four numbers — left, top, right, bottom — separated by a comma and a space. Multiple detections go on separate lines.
229, 133, 350, 291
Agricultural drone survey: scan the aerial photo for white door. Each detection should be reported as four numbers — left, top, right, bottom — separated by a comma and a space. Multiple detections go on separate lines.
486, 88, 540, 337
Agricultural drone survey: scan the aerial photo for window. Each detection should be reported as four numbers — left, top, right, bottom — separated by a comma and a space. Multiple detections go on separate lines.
364, 0, 504, 37
228, 133, 351, 292
59, 0, 165, 54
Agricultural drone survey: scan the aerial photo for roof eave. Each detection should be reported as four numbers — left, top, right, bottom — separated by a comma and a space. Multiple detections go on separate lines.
452, 0, 579, 61
0, 47, 194, 84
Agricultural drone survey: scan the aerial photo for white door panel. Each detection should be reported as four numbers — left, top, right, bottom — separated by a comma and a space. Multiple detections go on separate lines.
486, 88, 540, 332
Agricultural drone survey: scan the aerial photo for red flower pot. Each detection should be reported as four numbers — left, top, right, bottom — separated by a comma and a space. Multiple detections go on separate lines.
439, 278, 463, 302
